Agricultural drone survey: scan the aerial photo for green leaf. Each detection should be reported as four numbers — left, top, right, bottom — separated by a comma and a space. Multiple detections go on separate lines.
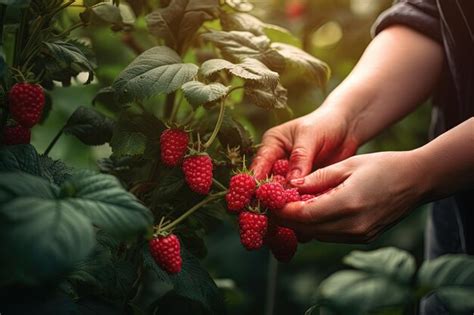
38, 155, 72, 185
317, 270, 411, 315
146, 0, 219, 53
343, 247, 416, 284
218, 113, 252, 151
84, 2, 136, 30
93, 86, 120, 111
263, 24, 302, 48
61, 171, 153, 239
270, 42, 330, 88
182, 81, 229, 107
64, 106, 115, 146
110, 130, 147, 157
0, 172, 96, 287
224, 0, 253, 12
0, 0, 31, 7
112, 46, 198, 103
89, 2, 123, 25
0, 144, 41, 176
244, 81, 287, 109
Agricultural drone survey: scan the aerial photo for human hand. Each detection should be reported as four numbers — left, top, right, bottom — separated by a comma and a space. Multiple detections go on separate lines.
273, 151, 428, 243
250, 106, 359, 181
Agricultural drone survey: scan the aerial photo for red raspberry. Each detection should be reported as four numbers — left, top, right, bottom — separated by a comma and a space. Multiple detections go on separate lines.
272, 175, 287, 186
8, 83, 45, 128
256, 182, 286, 211
285, 188, 301, 203
285, 0, 305, 20
182, 154, 213, 194
149, 234, 182, 274
160, 128, 189, 167
2, 125, 31, 145
226, 173, 256, 213
272, 159, 289, 177
267, 225, 298, 262
239, 211, 268, 250
300, 194, 316, 201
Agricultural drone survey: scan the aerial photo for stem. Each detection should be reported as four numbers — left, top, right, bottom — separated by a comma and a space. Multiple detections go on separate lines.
0, 4, 7, 47
164, 93, 176, 120
161, 191, 226, 231
203, 100, 225, 149
13, 8, 29, 67
212, 178, 227, 192
55, 21, 86, 38
44, 126, 64, 156
170, 92, 184, 123
228, 85, 244, 95
264, 254, 278, 315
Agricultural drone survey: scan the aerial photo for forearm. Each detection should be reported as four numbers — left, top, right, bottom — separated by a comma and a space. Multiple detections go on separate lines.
321, 25, 444, 145
414, 118, 474, 200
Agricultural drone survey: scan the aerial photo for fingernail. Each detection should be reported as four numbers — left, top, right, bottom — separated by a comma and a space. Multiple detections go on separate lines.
290, 178, 305, 186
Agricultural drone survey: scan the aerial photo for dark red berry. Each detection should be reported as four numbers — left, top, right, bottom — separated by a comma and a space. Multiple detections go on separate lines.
2, 125, 31, 145
149, 234, 182, 274
256, 182, 286, 211
267, 225, 298, 262
272, 175, 287, 186
285, 188, 301, 203
182, 154, 213, 194
272, 159, 289, 177
239, 211, 268, 250
226, 173, 256, 213
8, 83, 45, 128
160, 128, 189, 167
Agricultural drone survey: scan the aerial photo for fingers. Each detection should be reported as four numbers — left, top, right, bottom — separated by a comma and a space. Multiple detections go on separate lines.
290, 163, 350, 194
287, 129, 321, 181
250, 135, 286, 180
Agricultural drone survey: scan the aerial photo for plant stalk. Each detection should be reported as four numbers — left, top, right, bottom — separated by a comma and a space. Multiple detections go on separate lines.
44, 126, 64, 156
0, 4, 7, 47
264, 254, 278, 315
212, 178, 227, 192
203, 100, 225, 149
13, 8, 29, 68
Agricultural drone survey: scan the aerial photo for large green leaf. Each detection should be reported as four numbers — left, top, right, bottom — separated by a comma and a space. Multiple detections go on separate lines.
244, 81, 287, 109
271, 43, 330, 88
112, 46, 198, 103
181, 81, 229, 107
147, 0, 219, 53
316, 270, 411, 315
218, 113, 252, 151
84, 2, 136, 27
110, 130, 147, 157
64, 106, 115, 146
343, 247, 416, 284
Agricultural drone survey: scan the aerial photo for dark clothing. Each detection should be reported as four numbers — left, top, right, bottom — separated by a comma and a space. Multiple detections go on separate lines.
372, 1, 474, 314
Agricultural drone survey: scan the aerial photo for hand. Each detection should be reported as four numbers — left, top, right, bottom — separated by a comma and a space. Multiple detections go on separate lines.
273, 151, 428, 243
250, 106, 358, 181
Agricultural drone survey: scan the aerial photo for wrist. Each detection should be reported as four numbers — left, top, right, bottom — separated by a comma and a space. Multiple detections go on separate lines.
409, 146, 442, 202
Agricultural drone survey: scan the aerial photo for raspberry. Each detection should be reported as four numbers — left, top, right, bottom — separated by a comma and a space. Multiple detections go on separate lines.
272, 175, 287, 186
2, 125, 31, 145
256, 182, 286, 211
300, 194, 316, 201
149, 234, 182, 274
160, 128, 189, 167
285, 188, 301, 203
225, 173, 256, 213
182, 154, 213, 194
8, 83, 45, 128
239, 211, 268, 250
267, 225, 298, 262
272, 159, 289, 177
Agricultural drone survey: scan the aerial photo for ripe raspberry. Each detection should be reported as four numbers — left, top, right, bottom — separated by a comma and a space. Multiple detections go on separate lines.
2, 125, 31, 145
182, 154, 213, 194
256, 182, 286, 211
8, 83, 45, 128
226, 173, 256, 213
160, 128, 189, 167
239, 211, 268, 250
272, 159, 289, 177
267, 225, 298, 262
149, 234, 182, 274
272, 175, 287, 186
285, 188, 301, 203
300, 194, 316, 201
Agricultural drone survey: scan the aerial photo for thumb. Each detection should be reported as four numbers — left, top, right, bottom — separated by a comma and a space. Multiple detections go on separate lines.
290, 163, 349, 194
287, 132, 321, 181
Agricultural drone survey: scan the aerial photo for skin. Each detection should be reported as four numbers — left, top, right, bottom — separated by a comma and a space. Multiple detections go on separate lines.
250, 26, 474, 243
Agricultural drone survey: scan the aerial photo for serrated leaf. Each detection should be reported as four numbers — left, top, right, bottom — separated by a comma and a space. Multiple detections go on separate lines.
218, 113, 252, 151
110, 130, 146, 157
271, 42, 330, 87
182, 81, 229, 107
244, 81, 287, 109
90, 2, 122, 24
93, 86, 120, 111
38, 155, 72, 185
317, 270, 411, 315
0, 144, 41, 176
64, 106, 115, 146
263, 24, 302, 47
112, 46, 198, 103
147, 0, 219, 53
343, 247, 416, 284
224, 0, 253, 12
0, 0, 30, 7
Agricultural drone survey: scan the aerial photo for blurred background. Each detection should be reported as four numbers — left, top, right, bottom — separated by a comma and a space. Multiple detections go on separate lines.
31, 0, 432, 314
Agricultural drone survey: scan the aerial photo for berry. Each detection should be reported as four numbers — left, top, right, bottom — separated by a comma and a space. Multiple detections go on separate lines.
256, 182, 286, 211
182, 154, 213, 194
239, 211, 268, 250
285, 0, 305, 20
267, 225, 298, 262
2, 125, 31, 145
300, 194, 316, 201
285, 188, 301, 203
226, 173, 256, 213
149, 234, 182, 274
272, 175, 287, 186
272, 159, 289, 177
160, 128, 189, 167
8, 83, 45, 128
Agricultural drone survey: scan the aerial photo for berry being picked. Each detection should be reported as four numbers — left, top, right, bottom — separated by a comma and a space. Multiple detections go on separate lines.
239, 211, 268, 250
149, 234, 182, 274
285, 188, 301, 203
256, 182, 286, 211
8, 83, 45, 128
300, 194, 316, 201
272, 175, 287, 186
267, 225, 298, 262
160, 128, 189, 167
226, 173, 256, 213
182, 154, 213, 194
272, 159, 289, 177
2, 125, 31, 145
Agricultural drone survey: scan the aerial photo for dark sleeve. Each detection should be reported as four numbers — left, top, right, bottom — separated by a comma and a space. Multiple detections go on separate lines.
371, 0, 442, 43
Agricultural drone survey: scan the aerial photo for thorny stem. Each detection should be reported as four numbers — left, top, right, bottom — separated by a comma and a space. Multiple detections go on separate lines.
161, 191, 226, 232
44, 126, 64, 156
203, 99, 225, 149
